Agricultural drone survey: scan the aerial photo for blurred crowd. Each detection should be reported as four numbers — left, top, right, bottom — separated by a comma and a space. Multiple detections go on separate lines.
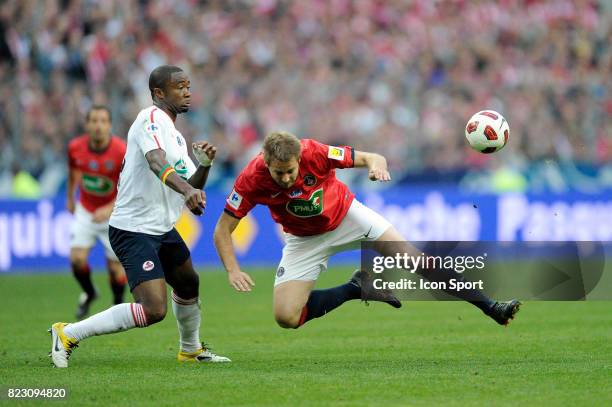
0, 0, 610, 196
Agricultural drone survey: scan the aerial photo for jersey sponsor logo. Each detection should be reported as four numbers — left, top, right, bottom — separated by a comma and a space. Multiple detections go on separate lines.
303, 174, 317, 186
286, 188, 324, 218
81, 174, 114, 196
289, 189, 303, 198
174, 159, 188, 180
142, 260, 154, 271
328, 146, 345, 160
227, 189, 243, 210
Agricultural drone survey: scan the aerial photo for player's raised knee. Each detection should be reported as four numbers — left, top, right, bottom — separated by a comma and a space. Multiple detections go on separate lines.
274, 310, 301, 329
142, 303, 167, 324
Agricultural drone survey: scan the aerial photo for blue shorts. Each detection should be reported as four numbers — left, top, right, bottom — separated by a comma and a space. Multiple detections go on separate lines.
109, 226, 191, 291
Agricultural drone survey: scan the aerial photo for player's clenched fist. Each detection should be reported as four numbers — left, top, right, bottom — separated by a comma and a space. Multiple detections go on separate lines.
192, 141, 216, 167
185, 188, 206, 216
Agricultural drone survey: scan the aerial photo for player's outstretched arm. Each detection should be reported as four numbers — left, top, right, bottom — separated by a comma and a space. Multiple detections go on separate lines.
145, 149, 206, 216
188, 141, 216, 190
213, 212, 255, 292
353, 150, 392, 182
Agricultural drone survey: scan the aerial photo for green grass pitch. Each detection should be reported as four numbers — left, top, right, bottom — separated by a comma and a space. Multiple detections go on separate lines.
1, 267, 611, 406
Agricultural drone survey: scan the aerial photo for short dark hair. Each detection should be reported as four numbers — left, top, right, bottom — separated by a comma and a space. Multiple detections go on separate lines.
86, 105, 112, 122
149, 65, 183, 99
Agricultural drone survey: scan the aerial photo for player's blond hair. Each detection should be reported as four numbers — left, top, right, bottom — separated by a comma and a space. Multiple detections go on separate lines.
263, 131, 301, 164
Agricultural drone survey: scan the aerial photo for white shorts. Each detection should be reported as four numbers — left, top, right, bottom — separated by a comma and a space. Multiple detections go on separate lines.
70, 203, 118, 261
274, 199, 391, 286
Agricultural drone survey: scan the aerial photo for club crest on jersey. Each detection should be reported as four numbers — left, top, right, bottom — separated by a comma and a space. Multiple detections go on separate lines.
142, 261, 155, 271
289, 189, 303, 198
286, 188, 324, 218
303, 174, 317, 186
104, 160, 115, 171
328, 146, 345, 160
227, 189, 243, 210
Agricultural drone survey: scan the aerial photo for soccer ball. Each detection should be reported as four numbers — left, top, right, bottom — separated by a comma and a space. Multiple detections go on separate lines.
464, 110, 509, 153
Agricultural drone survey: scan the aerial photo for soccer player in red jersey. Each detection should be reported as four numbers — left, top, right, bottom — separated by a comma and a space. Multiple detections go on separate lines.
214, 131, 520, 329
67, 105, 127, 319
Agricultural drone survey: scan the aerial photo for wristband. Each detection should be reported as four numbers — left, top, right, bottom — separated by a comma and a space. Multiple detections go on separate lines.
199, 158, 213, 167
159, 164, 176, 184
162, 168, 176, 184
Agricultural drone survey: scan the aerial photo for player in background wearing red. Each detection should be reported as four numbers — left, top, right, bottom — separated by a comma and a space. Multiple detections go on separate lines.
67, 105, 127, 319
214, 131, 520, 329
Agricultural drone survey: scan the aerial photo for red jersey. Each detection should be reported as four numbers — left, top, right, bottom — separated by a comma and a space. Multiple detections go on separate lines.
225, 139, 355, 236
68, 135, 127, 213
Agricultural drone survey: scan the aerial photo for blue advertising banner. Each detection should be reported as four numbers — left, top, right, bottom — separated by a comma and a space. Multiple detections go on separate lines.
0, 188, 611, 272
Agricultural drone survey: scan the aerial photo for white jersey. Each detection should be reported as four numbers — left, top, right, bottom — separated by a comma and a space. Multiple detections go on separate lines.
110, 106, 196, 235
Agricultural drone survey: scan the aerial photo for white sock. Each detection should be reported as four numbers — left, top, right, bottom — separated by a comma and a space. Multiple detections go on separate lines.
64, 303, 147, 342
171, 291, 201, 353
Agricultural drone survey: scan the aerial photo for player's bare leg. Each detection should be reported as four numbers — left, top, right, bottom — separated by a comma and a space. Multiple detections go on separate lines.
165, 257, 230, 362
275, 272, 400, 329
373, 226, 520, 325
132, 279, 168, 324
49, 280, 162, 368
107, 259, 127, 305
70, 247, 98, 319
273, 280, 315, 328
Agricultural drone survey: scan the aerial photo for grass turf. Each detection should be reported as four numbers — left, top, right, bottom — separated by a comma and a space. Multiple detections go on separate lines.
0, 268, 611, 406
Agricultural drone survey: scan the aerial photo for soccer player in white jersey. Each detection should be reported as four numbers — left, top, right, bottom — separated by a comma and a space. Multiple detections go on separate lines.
49, 65, 230, 367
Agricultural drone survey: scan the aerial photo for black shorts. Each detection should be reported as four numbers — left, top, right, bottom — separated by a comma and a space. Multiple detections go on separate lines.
109, 225, 191, 291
